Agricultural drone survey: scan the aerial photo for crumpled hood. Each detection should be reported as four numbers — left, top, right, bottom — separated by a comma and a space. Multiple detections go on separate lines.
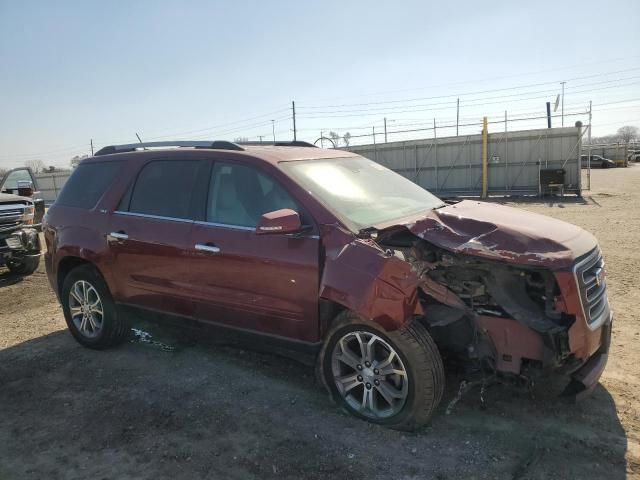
402, 200, 597, 269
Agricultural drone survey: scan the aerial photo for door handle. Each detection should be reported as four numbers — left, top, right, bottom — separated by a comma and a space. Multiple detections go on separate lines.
195, 243, 221, 254
107, 231, 129, 241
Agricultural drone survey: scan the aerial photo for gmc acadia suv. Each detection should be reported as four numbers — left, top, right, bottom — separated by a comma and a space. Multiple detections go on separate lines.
43, 140, 612, 430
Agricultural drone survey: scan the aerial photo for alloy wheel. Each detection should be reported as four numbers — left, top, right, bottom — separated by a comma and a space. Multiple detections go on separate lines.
68, 280, 104, 339
331, 331, 409, 419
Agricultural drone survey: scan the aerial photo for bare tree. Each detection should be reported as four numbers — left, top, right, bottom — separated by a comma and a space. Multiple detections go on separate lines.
617, 126, 639, 144
329, 131, 341, 148
343, 132, 351, 147
24, 159, 45, 173
0, 168, 7, 178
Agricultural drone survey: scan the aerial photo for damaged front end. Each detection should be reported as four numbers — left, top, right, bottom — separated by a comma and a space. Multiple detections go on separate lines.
366, 203, 613, 399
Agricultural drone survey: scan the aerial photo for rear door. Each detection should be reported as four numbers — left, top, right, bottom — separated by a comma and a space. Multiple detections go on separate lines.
187, 160, 320, 342
108, 158, 206, 317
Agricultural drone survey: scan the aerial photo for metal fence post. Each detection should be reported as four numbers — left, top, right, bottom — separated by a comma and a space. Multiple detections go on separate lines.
481, 117, 488, 198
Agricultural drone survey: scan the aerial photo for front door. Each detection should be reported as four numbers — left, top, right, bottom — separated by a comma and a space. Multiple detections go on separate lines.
188, 160, 320, 343
108, 158, 205, 318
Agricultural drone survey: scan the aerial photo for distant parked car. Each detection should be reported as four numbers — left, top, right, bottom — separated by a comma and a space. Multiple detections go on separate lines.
580, 154, 616, 169
627, 151, 640, 162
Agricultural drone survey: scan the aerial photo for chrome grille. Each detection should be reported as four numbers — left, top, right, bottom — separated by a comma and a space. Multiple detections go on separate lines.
0, 203, 25, 232
574, 248, 610, 329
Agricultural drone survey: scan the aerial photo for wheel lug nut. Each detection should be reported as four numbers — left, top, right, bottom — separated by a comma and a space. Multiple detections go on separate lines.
356, 364, 363, 370
365, 361, 371, 367
357, 375, 363, 382
374, 379, 380, 386
374, 368, 379, 375
365, 383, 372, 390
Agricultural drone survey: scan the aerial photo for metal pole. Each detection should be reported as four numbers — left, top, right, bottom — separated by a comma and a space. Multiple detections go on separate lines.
373, 126, 377, 162
504, 111, 508, 192
434, 118, 438, 192
259, 135, 264, 143
587, 100, 592, 190
561, 81, 566, 127
90, 139, 94, 156
292, 101, 297, 141
482, 116, 488, 198
456, 98, 459, 136
546, 102, 552, 128
320, 131, 324, 148
271, 120, 276, 142
384, 117, 388, 143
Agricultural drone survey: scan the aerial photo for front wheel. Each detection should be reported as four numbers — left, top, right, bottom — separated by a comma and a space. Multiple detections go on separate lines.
318, 311, 444, 431
6, 255, 40, 276
61, 264, 129, 349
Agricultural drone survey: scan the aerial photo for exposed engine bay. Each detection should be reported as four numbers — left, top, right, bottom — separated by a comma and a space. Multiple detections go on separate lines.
375, 228, 578, 381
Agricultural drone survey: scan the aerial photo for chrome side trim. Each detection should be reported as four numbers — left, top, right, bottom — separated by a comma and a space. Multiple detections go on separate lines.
193, 220, 255, 231
194, 220, 320, 239
113, 210, 193, 224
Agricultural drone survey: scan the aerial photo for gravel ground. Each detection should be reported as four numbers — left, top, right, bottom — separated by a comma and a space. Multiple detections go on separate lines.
1, 166, 639, 480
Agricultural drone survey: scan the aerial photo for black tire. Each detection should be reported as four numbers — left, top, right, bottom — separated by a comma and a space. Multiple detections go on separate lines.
61, 264, 129, 349
318, 310, 444, 431
6, 255, 40, 276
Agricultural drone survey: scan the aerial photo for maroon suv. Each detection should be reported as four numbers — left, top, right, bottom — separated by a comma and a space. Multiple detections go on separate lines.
43, 140, 612, 430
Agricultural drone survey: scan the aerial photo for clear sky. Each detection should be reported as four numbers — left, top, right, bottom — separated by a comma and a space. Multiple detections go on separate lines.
1, 0, 639, 169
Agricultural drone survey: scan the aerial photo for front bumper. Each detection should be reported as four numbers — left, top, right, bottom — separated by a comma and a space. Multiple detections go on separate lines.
0, 227, 41, 264
563, 313, 612, 400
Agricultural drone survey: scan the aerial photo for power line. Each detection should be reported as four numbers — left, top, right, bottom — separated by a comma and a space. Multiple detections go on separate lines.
298, 67, 640, 110
301, 56, 640, 103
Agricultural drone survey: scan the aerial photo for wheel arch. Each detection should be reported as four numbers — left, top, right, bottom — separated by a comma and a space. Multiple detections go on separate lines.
56, 256, 107, 298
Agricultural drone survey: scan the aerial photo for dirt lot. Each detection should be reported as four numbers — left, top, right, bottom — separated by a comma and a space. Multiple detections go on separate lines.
1, 166, 639, 480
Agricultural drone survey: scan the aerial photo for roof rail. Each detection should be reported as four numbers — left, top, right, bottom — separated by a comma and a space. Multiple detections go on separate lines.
237, 140, 317, 148
94, 140, 244, 156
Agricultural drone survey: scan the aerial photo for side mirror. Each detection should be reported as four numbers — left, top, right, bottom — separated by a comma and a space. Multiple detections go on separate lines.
17, 180, 34, 198
256, 209, 302, 235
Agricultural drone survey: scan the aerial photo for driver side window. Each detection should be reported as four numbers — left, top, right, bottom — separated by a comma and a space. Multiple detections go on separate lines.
1, 169, 35, 192
206, 162, 299, 227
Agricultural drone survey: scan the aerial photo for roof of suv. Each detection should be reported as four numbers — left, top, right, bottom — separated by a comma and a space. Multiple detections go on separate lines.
89, 141, 359, 166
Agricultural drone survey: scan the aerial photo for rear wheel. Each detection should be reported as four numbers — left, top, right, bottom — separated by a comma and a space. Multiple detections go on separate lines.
318, 311, 444, 431
61, 264, 129, 349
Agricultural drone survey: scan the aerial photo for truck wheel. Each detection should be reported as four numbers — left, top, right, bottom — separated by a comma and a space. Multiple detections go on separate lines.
6, 255, 40, 276
61, 264, 129, 349
318, 311, 444, 431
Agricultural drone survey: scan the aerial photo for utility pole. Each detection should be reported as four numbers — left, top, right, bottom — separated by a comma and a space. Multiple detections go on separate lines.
258, 135, 264, 143
292, 101, 297, 141
271, 120, 276, 142
372, 126, 377, 162
560, 81, 566, 127
587, 100, 592, 190
90, 139, 94, 156
320, 131, 323, 148
546, 102, 552, 128
456, 98, 460, 136
384, 117, 388, 143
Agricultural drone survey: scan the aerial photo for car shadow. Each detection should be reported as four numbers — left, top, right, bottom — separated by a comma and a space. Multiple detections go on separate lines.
0, 324, 630, 480
0, 269, 25, 288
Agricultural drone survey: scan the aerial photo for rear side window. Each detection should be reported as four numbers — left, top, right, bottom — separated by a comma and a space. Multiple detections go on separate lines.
127, 160, 200, 219
55, 162, 121, 209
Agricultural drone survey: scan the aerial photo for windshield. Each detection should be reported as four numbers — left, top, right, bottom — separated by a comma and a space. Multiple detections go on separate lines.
280, 156, 444, 231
